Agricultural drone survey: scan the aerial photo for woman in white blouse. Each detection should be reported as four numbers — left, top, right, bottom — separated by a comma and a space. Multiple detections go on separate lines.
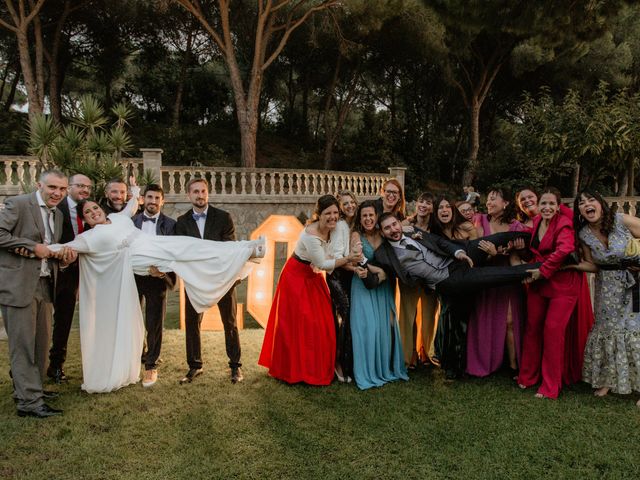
258, 195, 362, 385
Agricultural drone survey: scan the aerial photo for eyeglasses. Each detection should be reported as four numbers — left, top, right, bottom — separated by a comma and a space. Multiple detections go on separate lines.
71, 183, 93, 190
384, 190, 400, 196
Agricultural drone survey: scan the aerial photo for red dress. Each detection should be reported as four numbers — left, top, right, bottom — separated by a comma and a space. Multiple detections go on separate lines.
518, 213, 582, 398
258, 237, 336, 385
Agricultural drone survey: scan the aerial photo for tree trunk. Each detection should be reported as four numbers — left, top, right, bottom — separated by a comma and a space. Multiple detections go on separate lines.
617, 169, 627, 197
462, 98, 481, 186
627, 156, 635, 196
172, 27, 193, 128
570, 162, 581, 196
16, 28, 43, 119
3, 63, 20, 111
300, 67, 310, 142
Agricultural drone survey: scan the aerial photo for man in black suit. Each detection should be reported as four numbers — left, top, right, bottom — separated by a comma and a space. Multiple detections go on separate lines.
374, 212, 537, 295
133, 184, 176, 388
175, 177, 243, 384
100, 178, 127, 214
47, 173, 93, 384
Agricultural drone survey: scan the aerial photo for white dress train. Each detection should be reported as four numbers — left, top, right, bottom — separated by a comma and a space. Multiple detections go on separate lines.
51, 188, 256, 393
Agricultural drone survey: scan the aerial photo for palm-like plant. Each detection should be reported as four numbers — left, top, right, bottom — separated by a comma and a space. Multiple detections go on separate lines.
27, 95, 138, 201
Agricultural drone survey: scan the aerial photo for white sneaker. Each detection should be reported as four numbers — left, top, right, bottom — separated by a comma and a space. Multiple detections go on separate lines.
142, 369, 158, 388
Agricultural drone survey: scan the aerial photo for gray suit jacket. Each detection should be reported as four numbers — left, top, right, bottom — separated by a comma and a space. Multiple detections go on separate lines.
0, 192, 63, 307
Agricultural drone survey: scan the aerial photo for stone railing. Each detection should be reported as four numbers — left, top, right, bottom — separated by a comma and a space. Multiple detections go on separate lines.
0, 155, 143, 195
0, 150, 403, 204
160, 166, 395, 202
562, 197, 639, 216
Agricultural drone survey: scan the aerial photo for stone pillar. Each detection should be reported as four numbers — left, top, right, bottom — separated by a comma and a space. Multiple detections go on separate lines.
388, 166, 407, 192
140, 148, 163, 185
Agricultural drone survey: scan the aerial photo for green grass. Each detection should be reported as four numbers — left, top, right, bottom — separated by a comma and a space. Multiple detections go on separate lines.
1, 328, 639, 479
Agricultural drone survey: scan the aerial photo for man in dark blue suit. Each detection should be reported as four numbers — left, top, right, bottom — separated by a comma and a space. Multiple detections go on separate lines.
133, 184, 176, 388
175, 177, 243, 384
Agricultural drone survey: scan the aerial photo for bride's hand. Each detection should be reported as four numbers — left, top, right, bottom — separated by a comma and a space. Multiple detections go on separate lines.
148, 266, 165, 278
129, 175, 137, 187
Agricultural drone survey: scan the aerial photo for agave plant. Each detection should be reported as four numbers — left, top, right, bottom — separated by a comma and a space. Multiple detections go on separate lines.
26, 95, 137, 202
28, 114, 60, 168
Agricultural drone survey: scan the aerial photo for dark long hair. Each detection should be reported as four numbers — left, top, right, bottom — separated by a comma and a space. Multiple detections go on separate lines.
515, 186, 539, 223
308, 194, 340, 224
76, 198, 103, 221
430, 194, 470, 238
573, 189, 616, 248
486, 186, 518, 224
353, 200, 379, 234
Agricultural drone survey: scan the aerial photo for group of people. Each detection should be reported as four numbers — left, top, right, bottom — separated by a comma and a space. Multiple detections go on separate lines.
0, 170, 264, 418
2, 171, 640, 418
259, 180, 640, 407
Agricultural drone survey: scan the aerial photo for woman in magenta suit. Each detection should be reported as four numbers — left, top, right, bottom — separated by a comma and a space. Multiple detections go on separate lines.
517, 187, 582, 399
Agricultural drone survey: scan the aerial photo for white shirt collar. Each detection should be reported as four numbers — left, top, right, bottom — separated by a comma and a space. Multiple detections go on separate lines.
67, 196, 77, 209
192, 206, 209, 216
143, 211, 160, 219
35, 191, 54, 211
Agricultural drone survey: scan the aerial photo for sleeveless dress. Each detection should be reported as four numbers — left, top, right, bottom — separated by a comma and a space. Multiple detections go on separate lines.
580, 213, 640, 394
51, 189, 256, 393
350, 236, 408, 390
466, 215, 525, 376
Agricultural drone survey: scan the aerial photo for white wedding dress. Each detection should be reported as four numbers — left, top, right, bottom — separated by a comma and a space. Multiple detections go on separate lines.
51, 188, 257, 393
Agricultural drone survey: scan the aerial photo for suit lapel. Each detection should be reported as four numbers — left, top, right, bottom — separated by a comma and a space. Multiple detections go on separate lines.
28, 194, 46, 242
203, 206, 215, 239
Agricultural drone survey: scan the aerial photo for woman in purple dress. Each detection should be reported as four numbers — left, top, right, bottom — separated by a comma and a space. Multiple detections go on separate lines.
466, 187, 525, 377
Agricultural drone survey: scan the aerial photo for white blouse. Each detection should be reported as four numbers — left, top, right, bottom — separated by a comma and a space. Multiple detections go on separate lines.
294, 229, 339, 273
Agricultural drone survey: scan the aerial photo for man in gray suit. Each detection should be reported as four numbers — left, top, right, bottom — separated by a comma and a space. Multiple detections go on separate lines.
0, 170, 75, 418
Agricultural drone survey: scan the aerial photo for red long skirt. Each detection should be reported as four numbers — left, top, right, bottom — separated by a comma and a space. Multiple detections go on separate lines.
258, 257, 336, 385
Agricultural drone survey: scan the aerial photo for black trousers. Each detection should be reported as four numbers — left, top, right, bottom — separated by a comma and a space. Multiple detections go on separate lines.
185, 286, 241, 370
326, 268, 354, 378
49, 264, 79, 369
135, 275, 168, 371
436, 261, 541, 296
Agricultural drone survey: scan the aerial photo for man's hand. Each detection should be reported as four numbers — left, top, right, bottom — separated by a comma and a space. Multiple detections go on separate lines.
148, 266, 166, 278
58, 247, 78, 266
355, 266, 368, 279
524, 268, 541, 284
33, 243, 52, 259
11, 247, 35, 258
478, 240, 497, 257
455, 251, 474, 268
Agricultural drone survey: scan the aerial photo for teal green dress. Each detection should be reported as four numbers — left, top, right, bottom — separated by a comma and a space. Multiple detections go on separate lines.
350, 237, 408, 390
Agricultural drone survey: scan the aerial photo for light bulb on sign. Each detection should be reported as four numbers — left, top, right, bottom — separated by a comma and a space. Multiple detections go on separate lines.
255, 291, 265, 300
277, 224, 286, 233
256, 269, 265, 278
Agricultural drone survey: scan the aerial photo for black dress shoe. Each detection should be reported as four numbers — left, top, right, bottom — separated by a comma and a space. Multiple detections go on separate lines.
231, 367, 244, 384
47, 367, 68, 384
17, 403, 63, 418
179, 368, 203, 384
42, 390, 59, 400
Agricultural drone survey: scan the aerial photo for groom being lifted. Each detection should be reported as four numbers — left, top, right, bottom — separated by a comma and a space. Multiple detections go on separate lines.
374, 212, 539, 295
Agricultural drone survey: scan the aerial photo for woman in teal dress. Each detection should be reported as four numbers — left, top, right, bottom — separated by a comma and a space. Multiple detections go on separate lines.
349, 200, 408, 390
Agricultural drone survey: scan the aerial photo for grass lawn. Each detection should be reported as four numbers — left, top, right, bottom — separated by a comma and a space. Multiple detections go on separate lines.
1, 324, 639, 479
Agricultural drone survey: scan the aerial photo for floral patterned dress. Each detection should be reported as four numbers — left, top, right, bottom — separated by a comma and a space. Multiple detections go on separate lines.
579, 213, 640, 394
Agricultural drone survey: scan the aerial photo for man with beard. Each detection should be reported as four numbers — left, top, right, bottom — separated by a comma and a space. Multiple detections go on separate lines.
100, 178, 127, 214
133, 184, 176, 388
175, 178, 243, 384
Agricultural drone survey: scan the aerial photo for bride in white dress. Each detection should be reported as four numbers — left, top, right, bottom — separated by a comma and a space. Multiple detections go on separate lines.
51, 178, 264, 393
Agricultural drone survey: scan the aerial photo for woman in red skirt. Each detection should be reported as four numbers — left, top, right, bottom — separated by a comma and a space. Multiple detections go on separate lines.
258, 195, 362, 385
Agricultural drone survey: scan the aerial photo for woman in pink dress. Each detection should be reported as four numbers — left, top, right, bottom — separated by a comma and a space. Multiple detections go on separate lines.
466, 187, 525, 377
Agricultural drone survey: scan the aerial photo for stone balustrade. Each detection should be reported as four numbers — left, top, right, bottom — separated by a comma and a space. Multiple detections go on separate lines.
161, 166, 392, 202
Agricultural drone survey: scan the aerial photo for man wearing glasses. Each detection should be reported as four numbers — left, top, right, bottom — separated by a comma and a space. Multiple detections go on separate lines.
47, 174, 93, 383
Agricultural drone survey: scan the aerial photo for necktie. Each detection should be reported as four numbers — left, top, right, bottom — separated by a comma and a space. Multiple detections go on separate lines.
41, 206, 55, 243
76, 211, 84, 234
192, 212, 206, 221
142, 216, 157, 223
